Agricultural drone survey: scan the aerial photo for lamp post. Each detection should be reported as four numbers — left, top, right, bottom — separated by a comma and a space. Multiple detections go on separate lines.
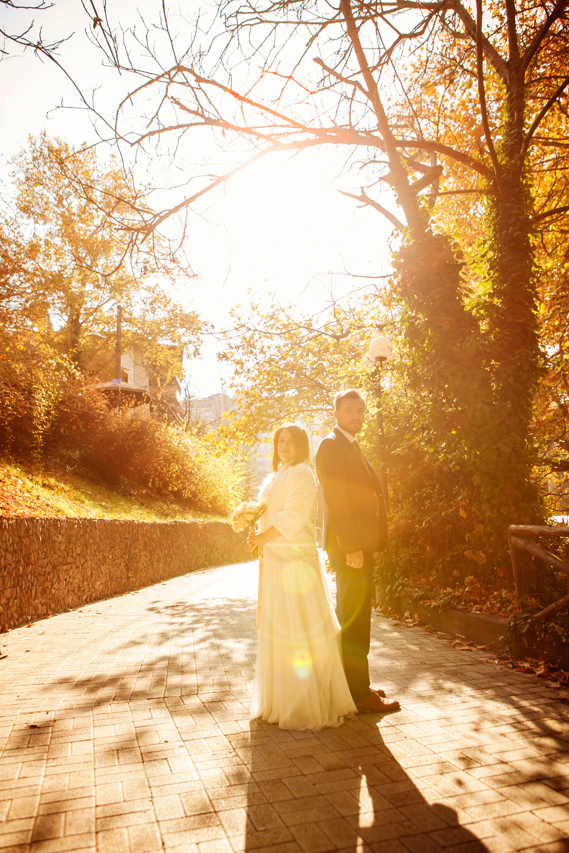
114, 304, 122, 415
366, 334, 393, 511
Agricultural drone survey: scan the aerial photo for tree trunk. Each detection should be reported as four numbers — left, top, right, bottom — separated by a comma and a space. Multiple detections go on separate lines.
485, 63, 540, 523
66, 306, 83, 370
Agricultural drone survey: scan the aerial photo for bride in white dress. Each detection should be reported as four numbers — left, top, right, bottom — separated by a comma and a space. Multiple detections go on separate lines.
248, 423, 357, 731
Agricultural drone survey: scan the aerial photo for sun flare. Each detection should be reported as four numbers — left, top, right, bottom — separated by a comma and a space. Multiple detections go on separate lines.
214, 149, 357, 306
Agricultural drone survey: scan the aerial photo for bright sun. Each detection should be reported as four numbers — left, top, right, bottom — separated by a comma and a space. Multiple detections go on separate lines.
183, 146, 392, 395
202, 147, 382, 314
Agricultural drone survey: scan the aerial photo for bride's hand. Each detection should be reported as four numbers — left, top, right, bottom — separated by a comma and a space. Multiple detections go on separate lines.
247, 530, 259, 551
247, 525, 278, 552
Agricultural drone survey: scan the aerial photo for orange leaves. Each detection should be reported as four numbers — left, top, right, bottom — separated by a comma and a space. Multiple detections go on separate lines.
482, 655, 569, 695
534, 661, 569, 683
448, 638, 486, 652
217, 296, 372, 447
464, 549, 487, 565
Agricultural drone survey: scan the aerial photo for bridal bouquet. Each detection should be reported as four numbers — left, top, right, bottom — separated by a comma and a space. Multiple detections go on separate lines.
231, 501, 266, 533
231, 501, 267, 559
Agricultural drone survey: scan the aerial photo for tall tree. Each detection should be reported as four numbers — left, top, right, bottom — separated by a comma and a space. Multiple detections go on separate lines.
85, 0, 569, 571
8, 132, 204, 381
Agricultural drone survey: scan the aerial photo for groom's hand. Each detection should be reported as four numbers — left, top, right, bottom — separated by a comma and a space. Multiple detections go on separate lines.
346, 550, 364, 569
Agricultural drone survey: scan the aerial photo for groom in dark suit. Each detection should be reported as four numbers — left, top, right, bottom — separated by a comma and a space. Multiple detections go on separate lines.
316, 389, 400, 714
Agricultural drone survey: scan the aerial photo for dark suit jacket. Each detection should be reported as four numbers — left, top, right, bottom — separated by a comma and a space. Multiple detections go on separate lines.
315, 427, 387, 556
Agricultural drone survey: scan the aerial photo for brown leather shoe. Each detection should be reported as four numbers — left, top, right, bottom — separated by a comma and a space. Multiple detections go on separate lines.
356, 691, 400, 714
370, 687, 386, 698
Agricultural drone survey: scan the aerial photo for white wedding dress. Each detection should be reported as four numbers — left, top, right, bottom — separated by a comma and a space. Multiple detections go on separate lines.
251, 461, 357, 731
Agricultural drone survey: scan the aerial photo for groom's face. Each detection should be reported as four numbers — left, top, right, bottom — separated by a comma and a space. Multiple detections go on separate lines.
335, 398, 366, 436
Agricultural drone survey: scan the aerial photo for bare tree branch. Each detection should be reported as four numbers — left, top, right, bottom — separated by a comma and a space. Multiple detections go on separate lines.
475, 0, 503, 193
340, 188, 405, 230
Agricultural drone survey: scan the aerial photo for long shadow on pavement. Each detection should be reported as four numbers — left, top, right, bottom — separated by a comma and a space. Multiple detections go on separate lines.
14, 577, 569, 851
239, 715, 489, 852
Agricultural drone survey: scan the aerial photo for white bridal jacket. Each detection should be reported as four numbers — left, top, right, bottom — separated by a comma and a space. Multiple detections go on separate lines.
251, 460, 357, 731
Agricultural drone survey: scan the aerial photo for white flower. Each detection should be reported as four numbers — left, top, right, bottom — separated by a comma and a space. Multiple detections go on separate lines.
231, 501, 267, 532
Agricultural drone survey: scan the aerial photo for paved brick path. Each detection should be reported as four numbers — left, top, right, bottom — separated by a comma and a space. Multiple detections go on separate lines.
1, 561, 568, 853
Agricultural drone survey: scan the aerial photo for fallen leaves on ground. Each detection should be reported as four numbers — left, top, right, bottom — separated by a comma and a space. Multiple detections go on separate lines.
378, 604, 569, 703
387, 574, 520, 619
0, 459, 214, 523
478, 654, 569, 695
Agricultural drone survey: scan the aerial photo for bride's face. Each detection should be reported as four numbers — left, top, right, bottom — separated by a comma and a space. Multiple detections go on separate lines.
276, 429, 297, 465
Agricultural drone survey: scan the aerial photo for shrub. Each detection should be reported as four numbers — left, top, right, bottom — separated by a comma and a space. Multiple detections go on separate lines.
0, 331, 71, 459
1, 352, 245, 516
45, 383, 109, 456
47, 390, 244, 514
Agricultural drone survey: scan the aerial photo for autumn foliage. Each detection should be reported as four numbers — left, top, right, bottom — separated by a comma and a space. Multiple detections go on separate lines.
0, 331, 72, 460
46, 386, 242, 514
0, 134, 242, 517
0, 370, 242, 516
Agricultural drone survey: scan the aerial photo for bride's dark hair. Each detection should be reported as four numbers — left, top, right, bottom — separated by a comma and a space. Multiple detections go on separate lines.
272, 423, 310, 472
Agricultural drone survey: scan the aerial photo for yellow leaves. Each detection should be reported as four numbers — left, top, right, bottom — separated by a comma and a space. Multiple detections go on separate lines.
9, 132, 200, 369
217, 295, 374, 444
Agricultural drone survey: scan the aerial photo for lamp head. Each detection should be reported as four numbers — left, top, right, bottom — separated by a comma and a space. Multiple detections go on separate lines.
367, 335, 393, 363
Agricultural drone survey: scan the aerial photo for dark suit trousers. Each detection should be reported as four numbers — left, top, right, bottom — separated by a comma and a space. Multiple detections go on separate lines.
329, 551, 375, 702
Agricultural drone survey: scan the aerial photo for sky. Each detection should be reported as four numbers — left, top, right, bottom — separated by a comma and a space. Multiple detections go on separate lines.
0, 0, 393, 398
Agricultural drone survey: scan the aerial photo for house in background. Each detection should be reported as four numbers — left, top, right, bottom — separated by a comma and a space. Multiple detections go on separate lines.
84, 333, 184, 421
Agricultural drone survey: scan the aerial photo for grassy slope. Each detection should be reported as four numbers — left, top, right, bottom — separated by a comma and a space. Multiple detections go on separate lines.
0, 459, 223, 522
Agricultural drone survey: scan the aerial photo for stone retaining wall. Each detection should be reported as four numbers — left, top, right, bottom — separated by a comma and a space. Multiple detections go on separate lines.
0, 516, 249, 631
380, 590, 507, 650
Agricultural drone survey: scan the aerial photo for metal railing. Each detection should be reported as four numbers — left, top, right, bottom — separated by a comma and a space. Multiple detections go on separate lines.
508, 525, 569, 621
